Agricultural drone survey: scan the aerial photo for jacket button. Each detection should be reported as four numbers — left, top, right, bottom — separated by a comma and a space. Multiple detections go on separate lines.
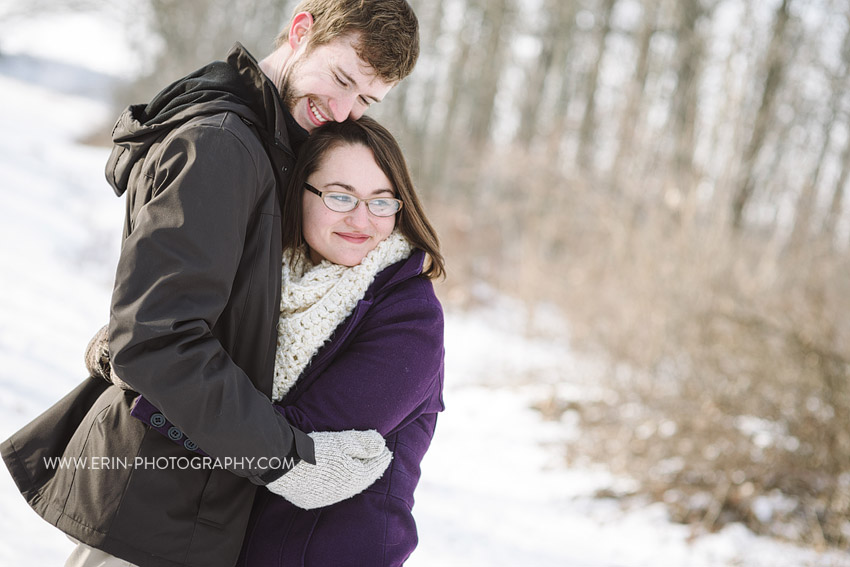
167, 426, 183, 441
184, 439, 198, 451
151, 413, 166, 427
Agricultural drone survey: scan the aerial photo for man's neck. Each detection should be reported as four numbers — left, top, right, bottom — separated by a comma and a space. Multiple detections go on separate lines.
259, 46, 293, 91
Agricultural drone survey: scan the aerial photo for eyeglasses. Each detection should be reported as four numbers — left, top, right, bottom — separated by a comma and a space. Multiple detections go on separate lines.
304, 183, 403, 217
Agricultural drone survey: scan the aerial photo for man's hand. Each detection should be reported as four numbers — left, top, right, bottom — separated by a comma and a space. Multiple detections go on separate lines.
265, 429, 392, 509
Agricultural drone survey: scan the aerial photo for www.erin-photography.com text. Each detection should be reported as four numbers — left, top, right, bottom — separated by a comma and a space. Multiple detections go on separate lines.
43, 455, 297, 471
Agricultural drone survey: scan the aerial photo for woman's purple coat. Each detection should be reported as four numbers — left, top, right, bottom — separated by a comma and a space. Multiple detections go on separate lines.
237, 249, 445, 566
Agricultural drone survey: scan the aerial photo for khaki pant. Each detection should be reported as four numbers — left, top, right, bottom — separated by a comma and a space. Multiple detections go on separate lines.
65, 537, 138, 567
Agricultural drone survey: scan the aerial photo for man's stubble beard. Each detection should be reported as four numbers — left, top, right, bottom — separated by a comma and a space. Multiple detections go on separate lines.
278, 56, 302, 114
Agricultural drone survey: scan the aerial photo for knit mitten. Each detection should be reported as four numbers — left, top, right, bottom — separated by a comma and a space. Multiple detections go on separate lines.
265, 429, 392, 509
84, 324, 134, 390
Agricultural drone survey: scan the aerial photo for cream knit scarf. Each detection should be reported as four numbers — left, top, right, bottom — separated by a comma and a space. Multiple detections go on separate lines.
272, 231, 413, 401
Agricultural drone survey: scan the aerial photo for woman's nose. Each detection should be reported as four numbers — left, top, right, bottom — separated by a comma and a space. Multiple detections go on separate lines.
344, 201, 371, 227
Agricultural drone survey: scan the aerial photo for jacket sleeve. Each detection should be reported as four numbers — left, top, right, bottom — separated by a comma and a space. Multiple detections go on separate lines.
108, 120, 311, 485
277, 281, 445, 436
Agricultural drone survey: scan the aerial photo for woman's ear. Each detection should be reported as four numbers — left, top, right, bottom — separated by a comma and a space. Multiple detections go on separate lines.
288, 11, 315, 50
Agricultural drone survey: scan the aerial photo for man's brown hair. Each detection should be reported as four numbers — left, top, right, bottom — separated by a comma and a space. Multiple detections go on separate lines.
277, 0, 419, 83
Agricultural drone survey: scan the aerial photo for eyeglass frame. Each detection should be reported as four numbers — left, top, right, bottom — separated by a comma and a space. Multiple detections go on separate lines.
303, 182, 404, 217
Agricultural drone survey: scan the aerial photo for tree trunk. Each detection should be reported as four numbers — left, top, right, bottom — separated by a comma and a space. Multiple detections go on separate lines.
611, 0, 659, 190
577, 0, 618, 172
823, 18, 850, 244
516, 0, 561, 149
788, 115, 837, 249
428, 4, 475, 194
667, 0, 706, 222
543, 2, 579, 163
466, 0, 510, 153
730, 0, 791, 231
825, 139, 850, 244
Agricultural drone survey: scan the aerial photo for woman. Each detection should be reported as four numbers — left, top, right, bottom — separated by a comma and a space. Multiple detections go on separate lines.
237, 116, 446, 566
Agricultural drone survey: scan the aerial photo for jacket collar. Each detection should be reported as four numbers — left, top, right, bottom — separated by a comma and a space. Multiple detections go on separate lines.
225, 43, 305, 156
365, 249, 426, 301
107, 43, 301, 197
285, 249, 430, 399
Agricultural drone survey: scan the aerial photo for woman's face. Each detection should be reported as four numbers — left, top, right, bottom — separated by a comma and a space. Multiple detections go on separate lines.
302, 142, 397, 266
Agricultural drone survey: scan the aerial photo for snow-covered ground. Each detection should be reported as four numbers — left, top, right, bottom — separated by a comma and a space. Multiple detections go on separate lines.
1, 10, 849, 567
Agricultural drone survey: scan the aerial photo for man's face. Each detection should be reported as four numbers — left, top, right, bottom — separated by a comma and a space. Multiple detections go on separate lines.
280, 33, 395, 133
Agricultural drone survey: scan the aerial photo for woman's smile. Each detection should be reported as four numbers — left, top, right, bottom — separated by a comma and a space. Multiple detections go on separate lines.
335, 232, 371, 244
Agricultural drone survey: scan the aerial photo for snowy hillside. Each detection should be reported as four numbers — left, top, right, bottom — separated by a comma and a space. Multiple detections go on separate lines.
1, 10, 849, 567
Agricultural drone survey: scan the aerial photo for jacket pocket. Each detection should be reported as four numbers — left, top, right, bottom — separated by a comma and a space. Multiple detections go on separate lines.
186, 469, 258, 567
196, 468, 247, 528
63, 387, 143, 520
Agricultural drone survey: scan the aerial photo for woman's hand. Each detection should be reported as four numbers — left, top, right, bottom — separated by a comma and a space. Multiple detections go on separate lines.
265, 429, 392, 509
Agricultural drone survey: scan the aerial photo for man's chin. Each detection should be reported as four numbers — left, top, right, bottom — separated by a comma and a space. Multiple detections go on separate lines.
280, 88, 310, 131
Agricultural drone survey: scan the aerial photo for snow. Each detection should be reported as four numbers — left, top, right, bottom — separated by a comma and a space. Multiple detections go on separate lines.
1, 9, 849, 567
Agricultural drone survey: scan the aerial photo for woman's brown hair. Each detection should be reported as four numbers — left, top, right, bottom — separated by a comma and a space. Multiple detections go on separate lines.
281, 116, 444, 279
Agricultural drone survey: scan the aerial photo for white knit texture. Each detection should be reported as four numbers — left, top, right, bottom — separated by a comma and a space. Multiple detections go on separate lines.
265, 429, 393, 509
272, 231, 413, 401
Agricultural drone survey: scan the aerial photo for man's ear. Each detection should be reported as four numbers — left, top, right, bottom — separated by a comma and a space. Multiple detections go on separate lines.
288, 12, 315, 50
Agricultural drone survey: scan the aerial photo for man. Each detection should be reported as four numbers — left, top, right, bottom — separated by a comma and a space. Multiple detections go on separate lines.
0, 1, 419, 566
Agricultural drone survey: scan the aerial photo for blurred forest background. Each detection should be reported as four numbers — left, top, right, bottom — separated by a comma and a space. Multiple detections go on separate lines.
4, 0, 850, 553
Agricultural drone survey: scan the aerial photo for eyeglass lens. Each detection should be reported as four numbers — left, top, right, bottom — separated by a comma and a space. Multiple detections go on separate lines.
323, 192, 401, 217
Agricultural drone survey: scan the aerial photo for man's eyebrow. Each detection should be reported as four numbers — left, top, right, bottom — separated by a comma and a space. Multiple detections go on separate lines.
335, 65, 382, 104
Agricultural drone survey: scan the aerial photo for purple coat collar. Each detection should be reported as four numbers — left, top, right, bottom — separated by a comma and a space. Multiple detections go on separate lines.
287, 249, 428, 392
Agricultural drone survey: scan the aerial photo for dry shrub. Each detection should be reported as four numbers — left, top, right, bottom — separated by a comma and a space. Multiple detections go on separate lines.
547, 198, 850, 549
439, 147, 850, 549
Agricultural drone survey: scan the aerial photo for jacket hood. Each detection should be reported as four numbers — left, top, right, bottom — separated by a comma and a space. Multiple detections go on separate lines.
106, 43, 299, 197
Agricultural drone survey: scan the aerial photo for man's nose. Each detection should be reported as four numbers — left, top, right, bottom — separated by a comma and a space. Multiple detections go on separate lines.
329, 94, 356, 122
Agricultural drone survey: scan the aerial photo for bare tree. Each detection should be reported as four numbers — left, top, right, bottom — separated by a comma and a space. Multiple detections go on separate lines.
577, 0, 618, 172
665, 0, 711, 222
465, 0, 511, 153
788, 108, 837, 249
515, 0, 564, 149
730, 0, 792, 231
825, 132, 850, 244
541, 1, 579, 163
423, 0, 476, 195
785, 8, 850, 249
824, 12, 850, 243
610, 0, 660, 191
